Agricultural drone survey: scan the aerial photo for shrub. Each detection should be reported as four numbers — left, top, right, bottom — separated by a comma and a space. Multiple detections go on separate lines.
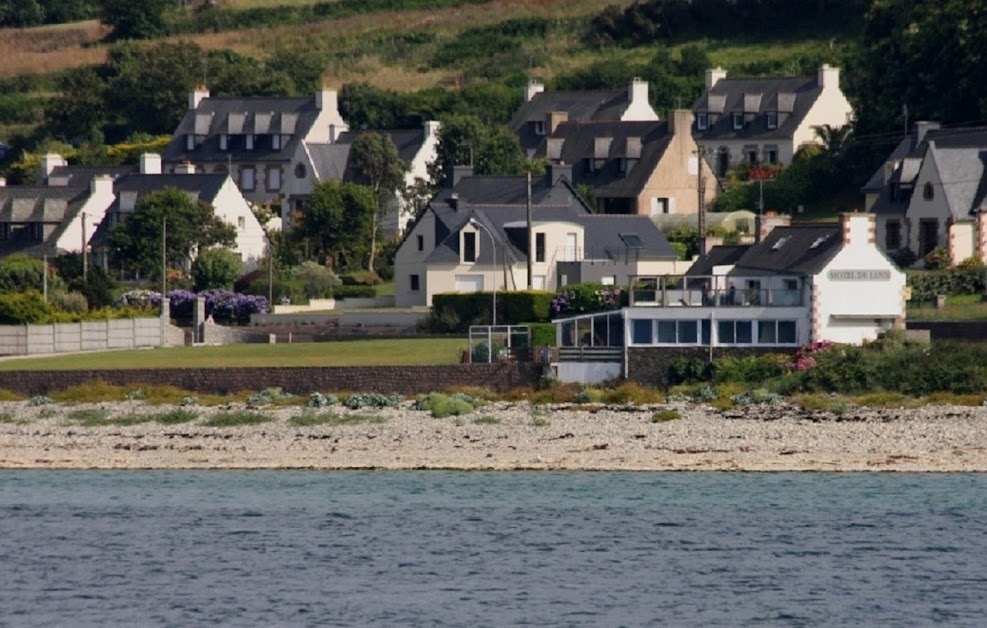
153, 409, 198, 424
651, 408, 681, 422
414, 392, 474, 418
345, 392, 404, 409
730, 389, 784, 406
67, 408, 111, 426
48, 290, 89, 315
669, 357, 712, 385
924, 246, 952, 270
601, 382, 664, 405
714, 353, 787, 384
292, 261, 341, 299
306, 392, 339, 408
0, 290, 59, 324
192, 247, 244, 291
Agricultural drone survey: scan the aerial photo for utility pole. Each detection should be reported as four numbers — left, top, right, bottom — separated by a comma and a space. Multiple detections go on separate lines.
696, 146, 707, 256
81, 212, 88, 284
526, 169, 533, 289
161, 217, 167, 299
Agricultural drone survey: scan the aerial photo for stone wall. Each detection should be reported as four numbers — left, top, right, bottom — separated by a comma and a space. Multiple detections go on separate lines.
905, 320, 987, 341
0, 363, 543, 396
626, 346, 781, 389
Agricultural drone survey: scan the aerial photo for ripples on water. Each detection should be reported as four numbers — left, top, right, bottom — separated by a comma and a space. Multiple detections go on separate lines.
1, 471, 986, 626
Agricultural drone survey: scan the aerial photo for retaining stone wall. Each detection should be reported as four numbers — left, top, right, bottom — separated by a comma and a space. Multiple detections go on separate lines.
626, 346, 782, 389
0, 363, 543, 396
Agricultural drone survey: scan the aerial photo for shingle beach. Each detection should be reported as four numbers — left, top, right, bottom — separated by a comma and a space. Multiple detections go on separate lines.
2, 400, 986, 471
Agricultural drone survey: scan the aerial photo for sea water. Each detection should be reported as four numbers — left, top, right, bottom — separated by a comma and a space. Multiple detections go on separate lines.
2, 471, 986, 627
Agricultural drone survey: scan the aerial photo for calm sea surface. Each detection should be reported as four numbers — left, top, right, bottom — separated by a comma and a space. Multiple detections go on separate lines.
2, 471, 986, 627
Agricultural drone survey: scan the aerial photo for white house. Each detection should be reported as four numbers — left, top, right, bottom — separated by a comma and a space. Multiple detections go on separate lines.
90, 154, 269, 271
692, 65, 853, 176
553, 213, 906, 383
393, 165, 686, 308
864, 123, 987, 263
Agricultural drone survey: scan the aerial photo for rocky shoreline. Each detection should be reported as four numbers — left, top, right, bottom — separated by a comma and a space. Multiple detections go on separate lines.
1, 399, 986, 471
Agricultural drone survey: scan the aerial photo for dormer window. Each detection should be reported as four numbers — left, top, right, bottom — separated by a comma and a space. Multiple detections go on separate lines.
696, 112, 709, 131
219, 134, 228, 150
246, 134, 254, 150
533, 120, 546, 136
272, 134, 281, 150
618, 158, 628, 175
766, 111, 778, 130
731, 112, 744, 131
186, 135, 195, 151
462, 231, 477, 263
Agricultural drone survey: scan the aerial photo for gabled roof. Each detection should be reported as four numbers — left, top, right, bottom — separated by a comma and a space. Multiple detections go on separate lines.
509, 88, 628, 154
47, 165, 134, 187
927, 144, 987, 219
717, 223, 843, 276
422, 174, 675, 265
162, 95, 321, 164
685, 244, 751, 276
693, 75, 820, 140
308, 128, 425, 183
0, 185, 90, 256
535, 120, 672, 199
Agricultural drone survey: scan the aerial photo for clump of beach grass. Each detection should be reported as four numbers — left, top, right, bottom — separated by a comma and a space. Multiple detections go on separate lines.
153, 408, 199, 424
472, 415, 501, 425
290, 411, 386, 426
790, 393, 854, 415
414, 392, 474, 418
0, 389, 24, 401
0, 411, 18, 423
601, 382, 665, 405
651, 408, 681, 422
922, 392, 986, 407
203, 410, 272, 427
66, 407, 112, 426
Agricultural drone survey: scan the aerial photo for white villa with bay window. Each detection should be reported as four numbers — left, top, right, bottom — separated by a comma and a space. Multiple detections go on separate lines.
553, 214, 906, 383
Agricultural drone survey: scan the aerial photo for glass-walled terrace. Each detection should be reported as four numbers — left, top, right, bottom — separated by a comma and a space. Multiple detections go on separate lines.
630, 275, 805, 308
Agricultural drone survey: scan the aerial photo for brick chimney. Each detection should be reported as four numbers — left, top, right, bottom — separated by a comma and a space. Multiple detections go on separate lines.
755, 211, 791, 243
546, 111, 568, 135
840, 212, 875, 245
669, 109, 693, 136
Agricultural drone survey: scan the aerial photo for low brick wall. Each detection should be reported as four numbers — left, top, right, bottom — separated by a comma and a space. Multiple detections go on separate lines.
0, 363, 543, 396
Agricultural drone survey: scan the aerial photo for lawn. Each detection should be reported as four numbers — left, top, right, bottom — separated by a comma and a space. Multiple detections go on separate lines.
907, 294, 987, 321
0, 338, 468, 371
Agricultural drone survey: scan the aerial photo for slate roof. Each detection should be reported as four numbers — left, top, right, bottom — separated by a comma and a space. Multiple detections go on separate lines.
307, 128, 425, 183
0, 185, 89, 256
509, 89, 629, 154
422, 174, 676, 266
693, 75, 820, 141
868, 126, 987, 218
47, 165, 134, 187
162, 95, 320, 164
534, 120, 672, 199
89, 174, 229, 248
726, 223, 842, 276
685, 244, 751, 276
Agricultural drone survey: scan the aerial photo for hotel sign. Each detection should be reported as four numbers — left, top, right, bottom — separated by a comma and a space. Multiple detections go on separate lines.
827, 269, 892, 281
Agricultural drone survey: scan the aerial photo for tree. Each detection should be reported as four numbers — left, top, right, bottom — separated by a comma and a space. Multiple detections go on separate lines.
51, 253, 118, 310
45, 67, 107, 142
0, 0, 44, 27
292, 181, 376, 271
108, 187, 237, 280
291, 261, 341, 299
426, 114, 525, 189
191, 247, 243, 291
99, 0, 170, 40
349, 132, 408, 271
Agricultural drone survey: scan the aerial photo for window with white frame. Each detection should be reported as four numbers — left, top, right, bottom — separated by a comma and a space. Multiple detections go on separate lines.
732, 112, 744, 130
766, 111, 778, 129
745, 147, 758, 164
533, 120, 545, 136
765, 147, 778, 164
186, 135, 195, 151
246, 134, 254, 150
697, 112, 709, 131
657, 320, 698, 344
758, 320, 797, 344
718, 320, 753, 344
272, 134, 281, 150
219, 134, 228, 150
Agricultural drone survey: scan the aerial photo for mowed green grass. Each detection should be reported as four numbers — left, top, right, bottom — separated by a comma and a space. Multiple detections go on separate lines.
0, 338, 467, 371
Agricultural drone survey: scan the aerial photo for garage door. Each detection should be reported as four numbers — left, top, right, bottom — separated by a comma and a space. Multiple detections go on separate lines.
455, 274, 484, 292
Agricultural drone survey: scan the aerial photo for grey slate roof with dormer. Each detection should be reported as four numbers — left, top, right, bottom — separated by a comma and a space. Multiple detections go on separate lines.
46, 165, 134, 187
421, 173, 676, 266
509, 89, 630, 155
534, 120, 673, 200
306, 128, 425, 183
693, 75, 820, 141
0, 185, 89, 256
162, 96, 321, 164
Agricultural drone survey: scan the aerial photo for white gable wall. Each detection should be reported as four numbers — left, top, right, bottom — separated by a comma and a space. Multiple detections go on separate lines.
53, 176, 115, 253
792, 67, 853, 151
211, 177, 270, 269
813, 215, 905, 344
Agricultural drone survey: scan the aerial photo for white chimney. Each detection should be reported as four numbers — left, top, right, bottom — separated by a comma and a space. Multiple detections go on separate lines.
524, 79, 545, 103
621, 78, 659, 121
424, 120, 440, 138
705, 67, 727, 90
175, 161, 197, 175
818, 64, 839, 89
41, 153, 67, 179
90, 174, 113, 197
316, 88, 337, 112
140, 153, 162, 175
189, 85, 210, 110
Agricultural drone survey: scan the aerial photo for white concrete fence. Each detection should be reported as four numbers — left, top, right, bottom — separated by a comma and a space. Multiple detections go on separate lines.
0, 318, 169, 356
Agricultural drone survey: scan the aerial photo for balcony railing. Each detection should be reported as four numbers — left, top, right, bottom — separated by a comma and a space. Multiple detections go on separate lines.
629, 275, 804, 308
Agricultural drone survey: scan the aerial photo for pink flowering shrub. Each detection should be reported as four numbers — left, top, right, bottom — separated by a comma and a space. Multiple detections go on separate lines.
788, 339, 834, 371
924, 246, 952, 270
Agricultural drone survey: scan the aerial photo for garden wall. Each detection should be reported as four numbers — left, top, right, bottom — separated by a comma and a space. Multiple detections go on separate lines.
626, 346, 780, 389
0, 363, 543, 396
0, 318, 177, 356
905, 320, 987, 341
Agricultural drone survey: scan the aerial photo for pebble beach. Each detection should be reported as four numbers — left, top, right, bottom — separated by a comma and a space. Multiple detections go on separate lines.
2, 400, 987, 472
